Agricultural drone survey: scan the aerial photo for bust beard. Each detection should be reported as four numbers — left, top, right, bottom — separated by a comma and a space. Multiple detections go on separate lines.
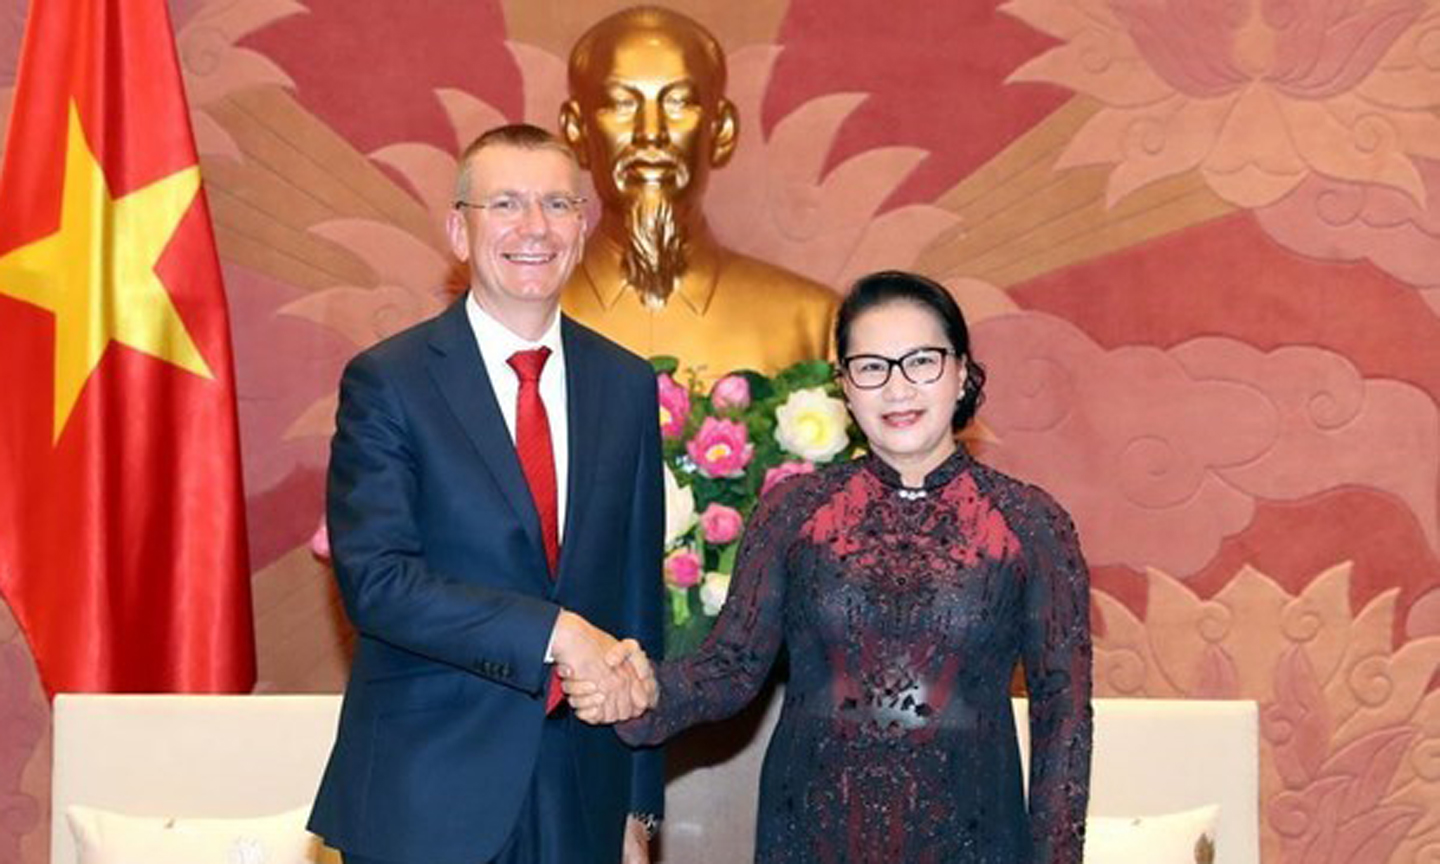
622, 191, 690, 309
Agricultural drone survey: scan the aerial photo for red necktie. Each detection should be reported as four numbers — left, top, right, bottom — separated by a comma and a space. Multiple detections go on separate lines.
507, 348, 564, 712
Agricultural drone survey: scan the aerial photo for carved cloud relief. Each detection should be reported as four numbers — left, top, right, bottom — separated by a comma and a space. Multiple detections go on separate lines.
976, 312, 1440, 575
1094, 564, 1440, 864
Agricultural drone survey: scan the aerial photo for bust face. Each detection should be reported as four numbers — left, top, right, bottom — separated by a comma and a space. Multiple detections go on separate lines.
562, 16, 736, 217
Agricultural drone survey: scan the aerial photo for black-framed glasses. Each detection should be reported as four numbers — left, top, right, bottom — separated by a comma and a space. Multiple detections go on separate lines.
454, 193, 587, 221
841, 347, 952, 390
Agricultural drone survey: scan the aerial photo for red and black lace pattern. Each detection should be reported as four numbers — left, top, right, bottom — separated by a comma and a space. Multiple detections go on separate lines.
622, 449, 1093, 864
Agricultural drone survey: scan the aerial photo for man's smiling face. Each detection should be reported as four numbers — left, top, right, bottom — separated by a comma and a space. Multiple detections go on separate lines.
447, 144, 586, 319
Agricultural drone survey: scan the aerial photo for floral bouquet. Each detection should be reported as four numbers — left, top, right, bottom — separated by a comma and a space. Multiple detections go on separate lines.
654, 358, 865, 657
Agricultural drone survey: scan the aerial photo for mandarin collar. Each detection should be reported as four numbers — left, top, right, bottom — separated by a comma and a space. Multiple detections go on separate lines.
862, 446, 972, 493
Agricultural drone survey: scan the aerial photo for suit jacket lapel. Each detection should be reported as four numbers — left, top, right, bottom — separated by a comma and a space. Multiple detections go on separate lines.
557, 317, 601, 592
425, 301, 549, 586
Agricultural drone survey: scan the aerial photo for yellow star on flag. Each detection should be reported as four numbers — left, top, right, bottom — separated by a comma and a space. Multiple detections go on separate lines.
0, 100, 213, 442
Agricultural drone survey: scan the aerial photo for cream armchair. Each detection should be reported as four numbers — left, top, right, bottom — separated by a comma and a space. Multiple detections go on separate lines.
52, 694, 1257, 864
51, 694, 341, 864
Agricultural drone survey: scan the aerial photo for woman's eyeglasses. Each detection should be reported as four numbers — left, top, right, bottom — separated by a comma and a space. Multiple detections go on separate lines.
841, 347, 952, 390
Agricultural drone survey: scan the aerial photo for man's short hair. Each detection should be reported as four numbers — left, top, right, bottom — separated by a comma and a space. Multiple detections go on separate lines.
454, 124, 579, 200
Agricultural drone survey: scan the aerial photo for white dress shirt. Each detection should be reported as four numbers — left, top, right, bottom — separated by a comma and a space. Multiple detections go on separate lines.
464, 293, 569, 540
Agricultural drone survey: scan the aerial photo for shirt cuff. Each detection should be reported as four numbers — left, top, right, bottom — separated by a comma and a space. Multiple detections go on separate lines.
629, 812, 660, 839
544, 613, 560, 664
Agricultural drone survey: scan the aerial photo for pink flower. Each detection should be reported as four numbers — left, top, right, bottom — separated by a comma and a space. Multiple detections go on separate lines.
699, 503, 744, 545
664, 548, 702, 588
657, 373, 691, 440
761, 460, 816, 496
686, 417, 754, 479
710, 374, 751, 411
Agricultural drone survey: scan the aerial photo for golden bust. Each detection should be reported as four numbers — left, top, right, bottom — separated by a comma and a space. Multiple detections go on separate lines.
559, 6, 837, 382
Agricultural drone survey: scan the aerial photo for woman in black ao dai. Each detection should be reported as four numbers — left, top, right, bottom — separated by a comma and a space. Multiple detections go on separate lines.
625, 271, 1093, 863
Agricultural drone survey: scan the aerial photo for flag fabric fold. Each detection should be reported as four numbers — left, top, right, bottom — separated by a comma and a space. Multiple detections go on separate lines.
0, 0, 255, 695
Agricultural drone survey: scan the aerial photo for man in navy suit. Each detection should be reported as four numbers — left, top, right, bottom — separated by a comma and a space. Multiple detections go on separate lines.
309, 124, 664, 864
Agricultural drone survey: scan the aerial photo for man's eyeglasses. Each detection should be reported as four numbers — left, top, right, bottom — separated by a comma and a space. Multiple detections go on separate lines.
841, 347, 952, 390
454, 193, 587, 222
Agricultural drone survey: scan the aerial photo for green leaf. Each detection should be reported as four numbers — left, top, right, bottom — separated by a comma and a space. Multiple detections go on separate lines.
774, 360, 839, 391
742, 370, 776, 402
717, 541, 739, 574
667, 585, 691, 628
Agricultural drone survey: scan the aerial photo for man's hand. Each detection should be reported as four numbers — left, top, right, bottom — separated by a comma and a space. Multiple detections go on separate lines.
561, 638, 658, 724
622, 815, 651, 864
549, 611, 645, 723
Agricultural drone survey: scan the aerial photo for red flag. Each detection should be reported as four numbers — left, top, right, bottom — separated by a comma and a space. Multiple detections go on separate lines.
0, 0, 254, 694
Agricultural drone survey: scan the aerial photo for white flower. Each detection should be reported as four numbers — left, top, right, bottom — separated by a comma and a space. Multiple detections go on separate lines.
774, 387, 850, 462
700, 571, 731, 616
663, 463, 697, 547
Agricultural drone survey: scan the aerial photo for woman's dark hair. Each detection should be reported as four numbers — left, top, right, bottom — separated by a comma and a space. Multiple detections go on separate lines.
835, 270, 987, 431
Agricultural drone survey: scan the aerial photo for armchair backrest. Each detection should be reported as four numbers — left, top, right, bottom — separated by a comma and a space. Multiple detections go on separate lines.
50, 694, 341, 864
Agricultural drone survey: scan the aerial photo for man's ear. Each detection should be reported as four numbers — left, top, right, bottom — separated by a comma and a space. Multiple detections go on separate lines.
710, 98, 738, 167
446, 208, 470, 262
559, 100, 590, 169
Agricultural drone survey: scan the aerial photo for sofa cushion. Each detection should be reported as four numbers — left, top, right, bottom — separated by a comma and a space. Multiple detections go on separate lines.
1084, 804, 1220, 864
66, 804, 334, 864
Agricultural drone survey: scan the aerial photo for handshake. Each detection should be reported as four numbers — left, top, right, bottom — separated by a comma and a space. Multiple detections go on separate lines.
549, 610, 659, 724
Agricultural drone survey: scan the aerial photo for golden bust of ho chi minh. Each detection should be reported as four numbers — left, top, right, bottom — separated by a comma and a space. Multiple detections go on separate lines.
559, 6, 837, 383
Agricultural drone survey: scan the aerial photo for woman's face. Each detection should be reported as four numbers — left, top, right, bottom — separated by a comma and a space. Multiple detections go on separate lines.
841, 301, 965, 482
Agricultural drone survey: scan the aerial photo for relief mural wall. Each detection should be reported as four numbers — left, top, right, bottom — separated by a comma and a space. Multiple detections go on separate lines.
1, 1, 1438, 862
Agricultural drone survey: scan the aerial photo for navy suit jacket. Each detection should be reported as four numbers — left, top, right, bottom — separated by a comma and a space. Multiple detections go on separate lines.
309, 300, 665, 864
